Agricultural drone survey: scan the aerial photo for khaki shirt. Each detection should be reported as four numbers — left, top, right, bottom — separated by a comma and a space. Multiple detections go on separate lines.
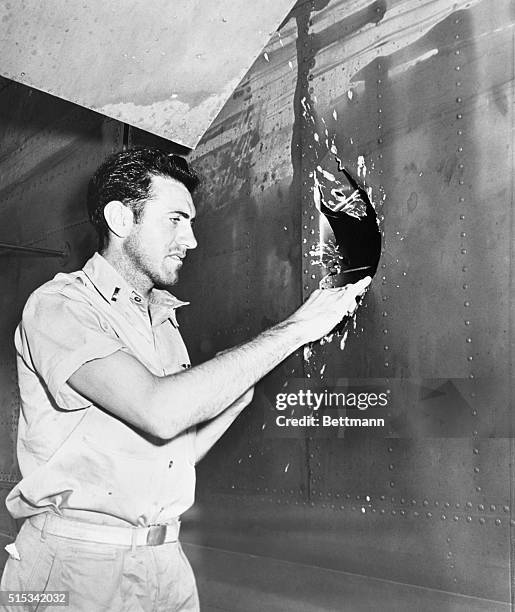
6, 253, 196, 527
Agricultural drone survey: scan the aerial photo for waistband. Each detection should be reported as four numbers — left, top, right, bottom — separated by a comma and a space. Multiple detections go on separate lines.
29, 513, 180, 547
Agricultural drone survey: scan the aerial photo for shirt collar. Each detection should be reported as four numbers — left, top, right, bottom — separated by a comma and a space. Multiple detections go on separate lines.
82, 253, 189, 327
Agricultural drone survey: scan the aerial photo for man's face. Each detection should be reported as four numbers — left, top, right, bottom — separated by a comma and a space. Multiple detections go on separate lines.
123, 175, 197, 288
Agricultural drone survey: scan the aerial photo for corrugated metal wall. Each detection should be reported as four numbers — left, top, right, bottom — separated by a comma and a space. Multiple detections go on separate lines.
0, 0, 513, 609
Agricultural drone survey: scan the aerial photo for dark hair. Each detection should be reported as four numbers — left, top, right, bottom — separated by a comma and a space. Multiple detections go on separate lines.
87, 147, 200, 251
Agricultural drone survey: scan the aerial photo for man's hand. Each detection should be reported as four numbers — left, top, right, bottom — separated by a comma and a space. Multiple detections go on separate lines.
287, 276, 371, 343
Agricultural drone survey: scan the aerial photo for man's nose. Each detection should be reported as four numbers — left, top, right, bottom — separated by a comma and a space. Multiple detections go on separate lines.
180, 223, 197, 250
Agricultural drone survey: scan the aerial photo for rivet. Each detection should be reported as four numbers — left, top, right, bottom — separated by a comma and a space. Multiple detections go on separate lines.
461, 249, 467, 254
441, 514, 447, 520
464, 301, 470, 307
453, 515, 459, 521
478, 504, 485, 511
466, 516, 472, 522
455, 66, 461, 71
495, 519, 501, 527
473, 447, 479, 454
427, 512, 433, 518
479, 517, 485, 525
490, 504, 496, 512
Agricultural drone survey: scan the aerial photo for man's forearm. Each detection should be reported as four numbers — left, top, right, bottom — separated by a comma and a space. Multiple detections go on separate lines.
153, 319, 303, 438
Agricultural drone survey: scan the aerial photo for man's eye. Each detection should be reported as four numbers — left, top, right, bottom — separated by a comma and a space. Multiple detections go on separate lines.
169, 217, 180, 223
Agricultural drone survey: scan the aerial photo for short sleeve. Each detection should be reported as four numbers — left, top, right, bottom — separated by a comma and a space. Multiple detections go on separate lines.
17, 290, 124, 410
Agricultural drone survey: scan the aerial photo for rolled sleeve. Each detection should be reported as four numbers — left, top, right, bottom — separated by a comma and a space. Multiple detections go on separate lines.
18, 290, 124, 410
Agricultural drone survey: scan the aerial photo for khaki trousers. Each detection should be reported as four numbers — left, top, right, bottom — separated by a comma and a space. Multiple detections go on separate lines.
0, 517, 200, 612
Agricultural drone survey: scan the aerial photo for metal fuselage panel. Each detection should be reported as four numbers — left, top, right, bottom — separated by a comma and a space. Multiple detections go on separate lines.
179, 0, 515, 605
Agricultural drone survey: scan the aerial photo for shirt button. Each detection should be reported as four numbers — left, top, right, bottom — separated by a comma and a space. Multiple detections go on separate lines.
168, 460, 174, 468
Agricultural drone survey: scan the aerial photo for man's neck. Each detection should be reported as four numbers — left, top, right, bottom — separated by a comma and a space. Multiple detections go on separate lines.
100, 248, 153, 302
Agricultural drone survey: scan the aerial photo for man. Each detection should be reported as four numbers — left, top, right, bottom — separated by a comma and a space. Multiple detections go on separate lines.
1, 148, 371, 611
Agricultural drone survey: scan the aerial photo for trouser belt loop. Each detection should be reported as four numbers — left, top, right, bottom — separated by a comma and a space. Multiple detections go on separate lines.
40, 513, 49, 542
131, 528, 137, 554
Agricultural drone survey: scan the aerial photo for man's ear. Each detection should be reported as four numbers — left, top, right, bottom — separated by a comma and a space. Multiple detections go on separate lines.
103, 201, 134, 238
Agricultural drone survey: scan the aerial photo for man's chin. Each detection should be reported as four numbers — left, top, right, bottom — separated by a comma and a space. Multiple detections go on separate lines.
155, 271, 179, 289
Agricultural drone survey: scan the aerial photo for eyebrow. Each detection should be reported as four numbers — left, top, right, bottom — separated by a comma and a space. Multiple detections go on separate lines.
168, 210, 196, 220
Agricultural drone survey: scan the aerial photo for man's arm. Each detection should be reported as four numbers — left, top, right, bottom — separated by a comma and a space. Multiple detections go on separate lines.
194, 388, 254, 464
68, 278, 371, 440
